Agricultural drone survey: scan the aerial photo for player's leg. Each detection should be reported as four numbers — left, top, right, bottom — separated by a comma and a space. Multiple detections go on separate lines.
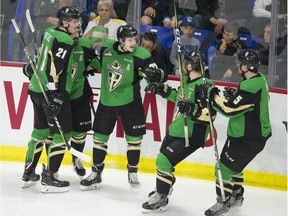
205, 138, 266, 216
125, 135, 142, 185
80, 106, 116, 190
41, 95, 72, 193
142, 135, 198, 212
71, 97, 92, 178
120, 102, 146, 185
22, 95, 50, 189
71, 132, 87, 178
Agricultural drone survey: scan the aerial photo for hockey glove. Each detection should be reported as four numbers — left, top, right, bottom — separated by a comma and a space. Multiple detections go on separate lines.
197, 84, 220, 108
142, 67, 168, 83
145, 82, 172, 98
177, 100, 200, 118
22, 63, 34, 80
223, 86, 237, 100
46, 93, 64, 119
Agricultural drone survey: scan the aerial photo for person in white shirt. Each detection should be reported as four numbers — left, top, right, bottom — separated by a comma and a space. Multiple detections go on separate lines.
83, 0, 126, 47
253, 0, 287, 19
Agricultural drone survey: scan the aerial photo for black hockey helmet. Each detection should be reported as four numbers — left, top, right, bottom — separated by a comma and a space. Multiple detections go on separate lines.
57, 6, 80, 24
117, 25, 137, 42
237, 49, 261, 72
184, 51, 206, 69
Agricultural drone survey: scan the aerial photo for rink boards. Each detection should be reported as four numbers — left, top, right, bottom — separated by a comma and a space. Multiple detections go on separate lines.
0, 62, 287, 191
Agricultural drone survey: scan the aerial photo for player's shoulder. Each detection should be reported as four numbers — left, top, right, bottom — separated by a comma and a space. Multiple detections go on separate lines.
44, 27, 73, 45
133, 46, 151, 59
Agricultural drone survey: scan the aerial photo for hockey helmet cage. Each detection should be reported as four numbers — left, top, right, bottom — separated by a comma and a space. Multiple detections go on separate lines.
117, 25, 137, 42
57, 6, 80, 23
184, 51, 206, 69
237, 49, 261, 72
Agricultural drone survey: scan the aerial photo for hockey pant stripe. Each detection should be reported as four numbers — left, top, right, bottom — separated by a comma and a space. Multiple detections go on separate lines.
93, 142, 108, 165
157, 170, 174, 185
47, 143, 66, 172
71, 132, 87, 144
49, 143, 66, 158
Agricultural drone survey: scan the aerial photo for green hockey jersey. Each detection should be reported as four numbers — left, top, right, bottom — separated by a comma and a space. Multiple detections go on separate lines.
28, 27, 74, 95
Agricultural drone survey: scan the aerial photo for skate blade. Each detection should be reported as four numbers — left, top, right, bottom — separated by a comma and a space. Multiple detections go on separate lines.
22, 180, 38, 189
80, 183, 100, 191
40, 185, 69, 193
141, 206, 167, 214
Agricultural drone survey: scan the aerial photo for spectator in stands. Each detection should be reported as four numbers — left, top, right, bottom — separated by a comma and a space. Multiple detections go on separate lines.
254, 22, 287, 88
89, 0, 129, 21
140, 32, 169, 73
83, 0, 126, 48
210, 21, 247, 82
140, 0, 168, 26
253, 0, 287, 20
165, 0, 197, 28
45, 0, 74, 26
170, 16, 200, 76
194, 0, 227, 33
247, 0, 287, 36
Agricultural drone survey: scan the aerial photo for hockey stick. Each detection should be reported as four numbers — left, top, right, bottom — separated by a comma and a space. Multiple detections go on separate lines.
198, 53, 226, 202
11, 18, 91, 163
25, 9, 38, 62
173, 1, 189, 147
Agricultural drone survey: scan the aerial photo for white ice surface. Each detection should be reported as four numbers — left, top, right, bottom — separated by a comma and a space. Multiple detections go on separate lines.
0, 162, 287, 216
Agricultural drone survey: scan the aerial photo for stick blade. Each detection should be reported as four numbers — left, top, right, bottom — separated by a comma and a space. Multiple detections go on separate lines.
25, 9, 35, 33
11, 18, 20, 33
68, 148, 91, 163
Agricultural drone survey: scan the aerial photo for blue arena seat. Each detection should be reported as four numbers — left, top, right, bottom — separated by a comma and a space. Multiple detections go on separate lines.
140, 25, 174, 51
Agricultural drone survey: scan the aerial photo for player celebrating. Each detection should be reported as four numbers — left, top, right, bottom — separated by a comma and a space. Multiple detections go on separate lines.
198, 49, 272, 216
142, 51, 216, 213
80, 25, 167, 190
21, 6, 80, 193
69, 29, 97, 179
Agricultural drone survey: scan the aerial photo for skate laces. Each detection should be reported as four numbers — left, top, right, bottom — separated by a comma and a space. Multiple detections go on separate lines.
209, 202, 226, 212
85, 171, 98, 181
74, 158, 84, 169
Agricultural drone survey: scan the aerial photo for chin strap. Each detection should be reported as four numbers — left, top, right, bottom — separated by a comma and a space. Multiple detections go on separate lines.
239, 63, 249, 77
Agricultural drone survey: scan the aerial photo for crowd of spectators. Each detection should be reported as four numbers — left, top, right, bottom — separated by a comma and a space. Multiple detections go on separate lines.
3, 0, 288, 88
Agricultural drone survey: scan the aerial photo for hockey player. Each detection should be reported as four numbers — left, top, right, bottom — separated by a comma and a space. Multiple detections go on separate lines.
142, 51, 216, 213
80, 25, 167, 190
198, 49, 272, 216
21, 6, 80, 193
69, 29, 97, 179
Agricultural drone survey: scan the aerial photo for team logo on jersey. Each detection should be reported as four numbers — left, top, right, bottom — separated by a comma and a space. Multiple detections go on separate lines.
107, 60, 124, 91
104, 51, 112, 57
172, 106, 181, 122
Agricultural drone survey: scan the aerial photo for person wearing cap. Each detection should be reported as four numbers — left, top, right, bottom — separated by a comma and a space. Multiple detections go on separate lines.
169, 16, 201, 76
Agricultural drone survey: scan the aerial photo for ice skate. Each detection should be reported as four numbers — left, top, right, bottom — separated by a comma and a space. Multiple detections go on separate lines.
229, 188, 244, 209
142, 192, 168, 214
40, 165, 69, 193
128, 165, 140, 186
72, 157, 86, 179
80, 165, 102, 191
204, 199, 230, 216
22, 166, 40, 189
